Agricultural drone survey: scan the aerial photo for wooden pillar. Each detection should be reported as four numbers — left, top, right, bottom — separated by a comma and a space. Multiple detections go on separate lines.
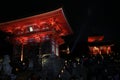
51, 39, 59, 56
21, 44, 24, 61
51, 39, 56, 54
55, 43, 59, 56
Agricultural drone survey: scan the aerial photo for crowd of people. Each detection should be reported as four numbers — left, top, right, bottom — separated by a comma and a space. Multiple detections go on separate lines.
57, 52, 120, 80
0, 51, 120, 80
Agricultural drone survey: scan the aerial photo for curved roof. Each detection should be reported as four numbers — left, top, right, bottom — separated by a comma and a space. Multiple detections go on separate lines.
0, 8, 73, 45
0, 8, 72, 36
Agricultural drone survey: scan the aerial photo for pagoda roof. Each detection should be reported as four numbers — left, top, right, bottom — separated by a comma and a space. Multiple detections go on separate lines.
0, 8, 72, 36
88, 36, 104, 43
0, 8, 73, 45
88, 36, 114, 46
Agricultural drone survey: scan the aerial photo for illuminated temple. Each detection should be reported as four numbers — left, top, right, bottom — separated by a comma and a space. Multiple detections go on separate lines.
88, 36, 113, 55
1, 7, 120, 80
0, 8, 72, 60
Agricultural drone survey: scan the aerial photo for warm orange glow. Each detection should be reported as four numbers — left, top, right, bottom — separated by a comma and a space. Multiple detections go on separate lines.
107, 46, 111, 54
88, 36, 104, 42
66, 47, 70, 54
89, 45, 112, 55
93, 46, 100, 55
21, 53, 23, 61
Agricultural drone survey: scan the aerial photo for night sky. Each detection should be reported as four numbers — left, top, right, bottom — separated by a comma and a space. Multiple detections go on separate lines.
0, 0, 120, 56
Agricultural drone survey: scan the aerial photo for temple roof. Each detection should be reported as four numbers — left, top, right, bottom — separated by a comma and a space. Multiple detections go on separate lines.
0, 8, 73, 45
88, 36, 104, 43
0, 8, 72, 36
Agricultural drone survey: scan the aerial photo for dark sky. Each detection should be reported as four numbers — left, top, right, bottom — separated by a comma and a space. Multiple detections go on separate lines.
0, 0, 120, 55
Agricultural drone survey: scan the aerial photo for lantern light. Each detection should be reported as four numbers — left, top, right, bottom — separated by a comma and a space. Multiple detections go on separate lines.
29, 26, 33, 32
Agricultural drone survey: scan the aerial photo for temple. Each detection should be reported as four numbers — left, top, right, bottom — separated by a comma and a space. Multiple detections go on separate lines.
0, 8, 72, 61
88, 36, 113, 55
